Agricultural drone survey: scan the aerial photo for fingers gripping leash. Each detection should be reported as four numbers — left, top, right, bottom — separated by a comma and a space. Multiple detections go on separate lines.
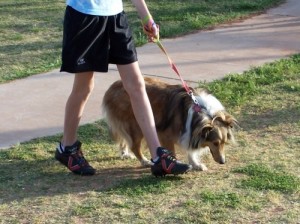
142, 14, 159, 42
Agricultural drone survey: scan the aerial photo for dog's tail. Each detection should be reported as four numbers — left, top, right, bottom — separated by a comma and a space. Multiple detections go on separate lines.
102, 104, 133, 148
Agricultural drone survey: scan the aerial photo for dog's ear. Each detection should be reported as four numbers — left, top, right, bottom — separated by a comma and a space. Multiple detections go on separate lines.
212, 111, 226, 123
213, 111, 238, 128
227, 129, 236, 144
200, 124, 213, 140
225, 114, 238, 128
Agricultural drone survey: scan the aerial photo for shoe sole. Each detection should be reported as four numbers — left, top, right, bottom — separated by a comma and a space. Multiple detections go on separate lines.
151, 166, 192, 177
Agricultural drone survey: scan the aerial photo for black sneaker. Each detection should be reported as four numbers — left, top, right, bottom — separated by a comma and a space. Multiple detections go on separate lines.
151, 147, 192, 177
55, 141, 96, 175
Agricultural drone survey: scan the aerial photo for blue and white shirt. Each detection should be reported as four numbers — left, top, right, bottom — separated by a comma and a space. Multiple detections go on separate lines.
66, 0, 123, 16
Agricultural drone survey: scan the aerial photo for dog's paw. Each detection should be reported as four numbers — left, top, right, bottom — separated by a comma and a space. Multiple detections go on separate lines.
192, 163, 208, 171
120, 151, 135, 160
140, 159, 153, 167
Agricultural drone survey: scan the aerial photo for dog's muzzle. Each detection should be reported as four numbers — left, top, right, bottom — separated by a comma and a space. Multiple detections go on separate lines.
219, 156, 225, 164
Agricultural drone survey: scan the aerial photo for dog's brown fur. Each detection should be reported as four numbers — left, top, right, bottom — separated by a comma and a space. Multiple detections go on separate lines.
102, 77, 237, 170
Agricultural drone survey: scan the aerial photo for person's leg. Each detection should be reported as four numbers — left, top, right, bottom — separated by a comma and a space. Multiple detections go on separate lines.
55, 72, 96, 175
117, 62, 159, 159
117, 62, 192, 176
62, 72, 95, 146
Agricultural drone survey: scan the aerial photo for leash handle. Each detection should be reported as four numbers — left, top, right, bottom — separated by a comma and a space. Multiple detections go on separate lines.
142, 19, 160, 43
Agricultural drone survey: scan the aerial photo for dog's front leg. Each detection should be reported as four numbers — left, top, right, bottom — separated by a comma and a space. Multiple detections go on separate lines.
187, 149, 208, 171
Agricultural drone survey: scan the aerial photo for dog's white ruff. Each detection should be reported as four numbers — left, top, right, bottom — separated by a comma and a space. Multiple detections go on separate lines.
196, 92, 224, 117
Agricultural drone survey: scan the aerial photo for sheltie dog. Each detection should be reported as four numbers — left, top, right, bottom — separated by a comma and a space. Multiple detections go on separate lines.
102, 77, 237, 171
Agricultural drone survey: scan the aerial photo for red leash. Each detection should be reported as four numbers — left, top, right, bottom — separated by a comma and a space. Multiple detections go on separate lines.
144, 26, 201, 112
155, 40, 190, 92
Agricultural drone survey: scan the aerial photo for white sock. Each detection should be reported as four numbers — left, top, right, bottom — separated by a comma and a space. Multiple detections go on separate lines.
152, 156, 160, 163
57, 142, 65, 153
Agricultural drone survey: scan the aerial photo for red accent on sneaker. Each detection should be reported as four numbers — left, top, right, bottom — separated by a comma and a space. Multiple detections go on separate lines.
161, 155, 176, 174
68, 156, 81, 171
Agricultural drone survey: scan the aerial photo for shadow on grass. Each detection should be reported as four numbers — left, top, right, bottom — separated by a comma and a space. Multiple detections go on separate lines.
237, 105, 300, 131
0, 156, 184, 204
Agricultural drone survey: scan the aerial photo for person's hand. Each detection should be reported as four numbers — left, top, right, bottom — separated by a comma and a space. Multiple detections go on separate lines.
142, 16, 159, 42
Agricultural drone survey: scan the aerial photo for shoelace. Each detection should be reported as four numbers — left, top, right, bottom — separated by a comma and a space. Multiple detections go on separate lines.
71, 151, 88, 166
167, 155, 176, 162
161, 151, 177, 162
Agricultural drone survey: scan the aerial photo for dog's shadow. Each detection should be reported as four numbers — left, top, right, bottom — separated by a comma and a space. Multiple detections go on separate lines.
0, 153, 184, 204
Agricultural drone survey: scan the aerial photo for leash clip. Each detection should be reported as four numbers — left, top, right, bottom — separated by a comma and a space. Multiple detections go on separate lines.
189, 91, 202, 112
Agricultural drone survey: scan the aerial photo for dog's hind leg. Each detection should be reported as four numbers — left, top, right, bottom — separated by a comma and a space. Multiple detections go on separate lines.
119, 141, 135, 159
131, 138, 152, 167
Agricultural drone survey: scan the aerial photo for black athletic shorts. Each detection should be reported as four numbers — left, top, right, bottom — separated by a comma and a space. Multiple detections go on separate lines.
61, 6, 138, 73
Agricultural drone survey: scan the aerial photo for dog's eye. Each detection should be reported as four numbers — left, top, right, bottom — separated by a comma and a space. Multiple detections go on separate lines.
213, 142, 219, 147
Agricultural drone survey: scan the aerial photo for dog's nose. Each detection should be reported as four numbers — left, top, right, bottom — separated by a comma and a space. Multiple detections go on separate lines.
219, 157, 225, 164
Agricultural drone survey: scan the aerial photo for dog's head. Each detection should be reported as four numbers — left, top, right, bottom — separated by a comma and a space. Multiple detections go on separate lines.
190, 111, 237, 164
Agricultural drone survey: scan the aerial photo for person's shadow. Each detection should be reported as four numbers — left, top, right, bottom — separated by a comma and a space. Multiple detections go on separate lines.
0, 146, 183, 204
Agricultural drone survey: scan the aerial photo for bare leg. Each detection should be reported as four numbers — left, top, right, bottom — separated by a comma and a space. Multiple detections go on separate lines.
117, 62, 160, 159
62, 72, 95, 146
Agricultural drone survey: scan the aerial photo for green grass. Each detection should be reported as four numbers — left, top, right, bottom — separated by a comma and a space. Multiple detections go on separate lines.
0, 0, 65, 83
1, 0, 299, 223
135, 0, 284, 39
0, 55, 299, 223
234, 164, 300, 193
200, 191, 241, 209
0, 0, 284, 83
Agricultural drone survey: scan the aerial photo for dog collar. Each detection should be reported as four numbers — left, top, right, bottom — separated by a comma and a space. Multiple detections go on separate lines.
193, 104, 202, 112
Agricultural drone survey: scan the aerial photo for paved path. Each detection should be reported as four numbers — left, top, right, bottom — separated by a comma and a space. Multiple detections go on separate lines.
0, 0, 299, 149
